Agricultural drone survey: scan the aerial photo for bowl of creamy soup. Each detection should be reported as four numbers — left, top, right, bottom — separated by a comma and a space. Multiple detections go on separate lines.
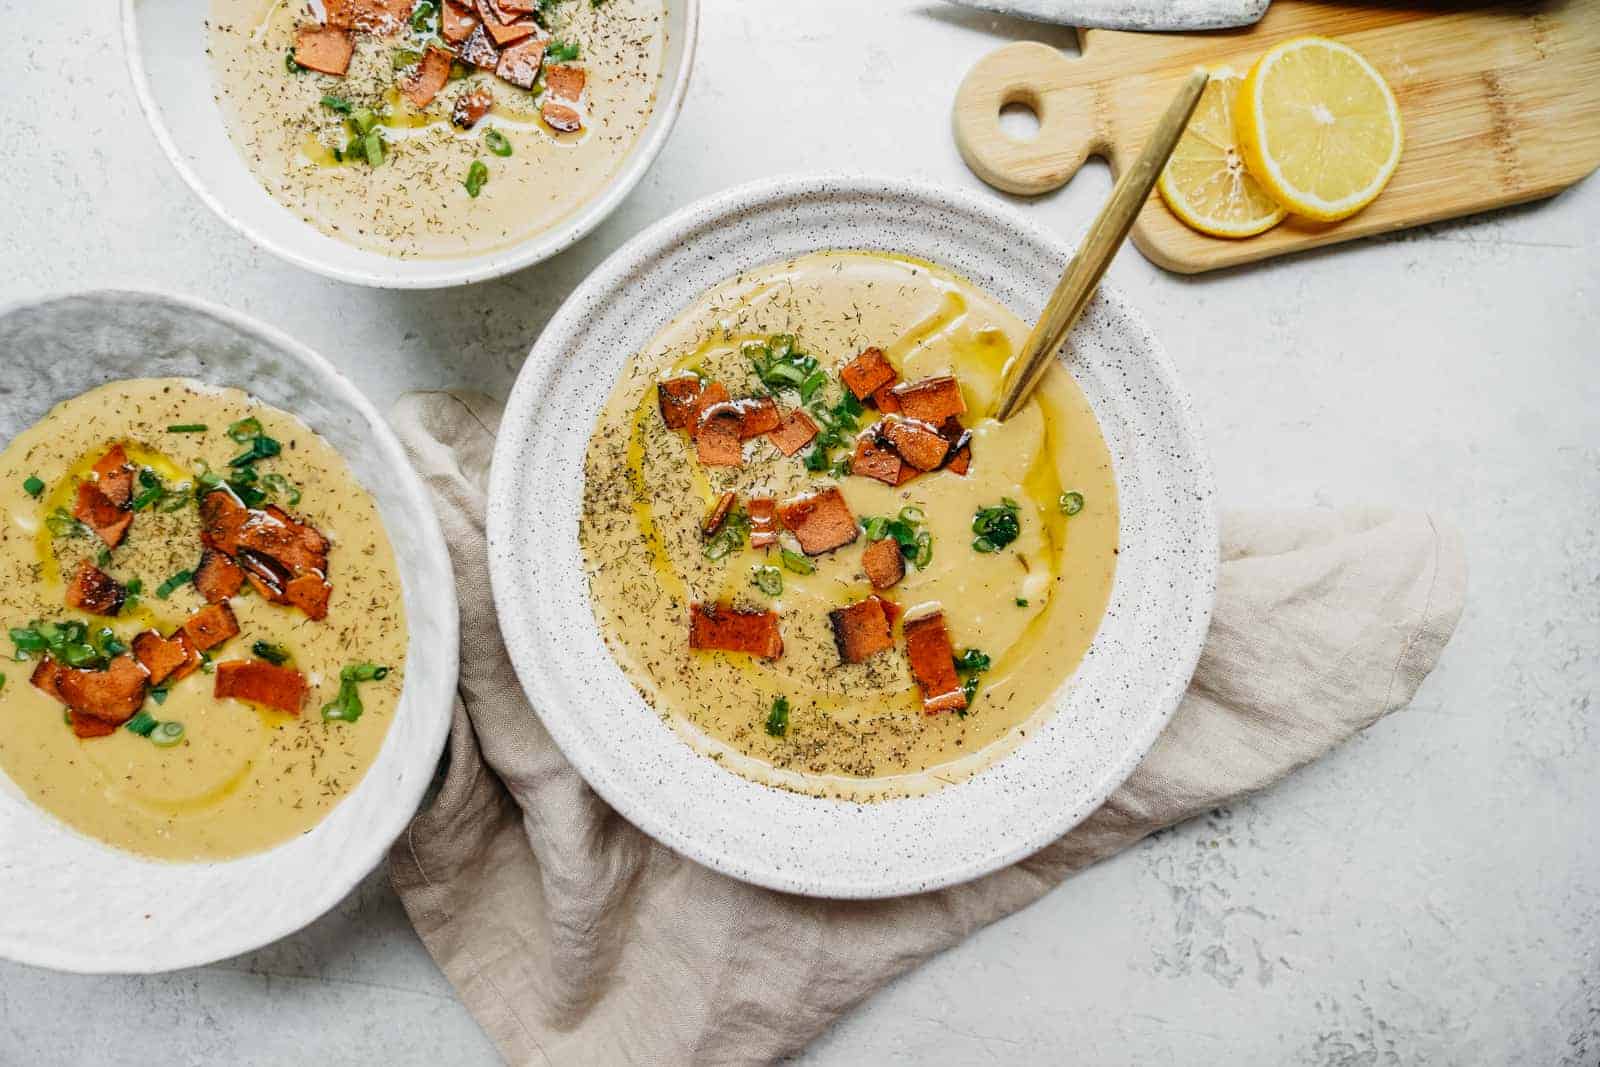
122, 0, 697, 286
488, 176, 1217, 898
0, 291, 456, 971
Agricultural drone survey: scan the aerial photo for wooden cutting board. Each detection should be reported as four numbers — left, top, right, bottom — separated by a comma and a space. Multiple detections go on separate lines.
952, 0, 1600, 273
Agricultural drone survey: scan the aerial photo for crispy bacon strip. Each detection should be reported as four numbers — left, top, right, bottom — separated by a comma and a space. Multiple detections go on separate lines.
657, 376, 705, 430
452, 86, 495, 129
460, 24, 502, 69
132, 629, 201, 687
441, 0, 480, 42
200, 491, 331, 620
541, 64, 586, 132
829, 597, 895, 665
56, 655, 150, 726
702, 492, 736, 537
748, 497, 778, 548
215, 660, 309, 715
92, 445, 134, 509
734, 397, 781, 439
881, 417, 952, 472
65, 560, 125, 617
904, 612, 967, 714
840, 347, 897, 401
402, 46, 454, 109
777, 487, 859, 556
688, 603, 783, 659
767, 410, 819, 457
284, 574, 333, 622
891, 376, 967, 424
74, 481, 133, 549
851, 434, 902, 486
496, 32, 550, 89
293, 26, 355, 76
871, 381, 901, 413
475, 0, 538, 46
862, 537, 905, 590
182, 601, 239, 652
325, 0, 411, 34
193, 547, 245, 604
695, 405, 744, 468
30, 656, 64, 701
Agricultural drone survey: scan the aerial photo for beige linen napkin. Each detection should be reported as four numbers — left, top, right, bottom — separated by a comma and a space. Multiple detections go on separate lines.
387, 391, 1467, 1066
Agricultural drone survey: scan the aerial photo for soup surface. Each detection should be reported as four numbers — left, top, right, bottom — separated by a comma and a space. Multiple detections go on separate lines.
0, 380, 406, 860
207, 0, 666, 259
579, 251, 1119, 800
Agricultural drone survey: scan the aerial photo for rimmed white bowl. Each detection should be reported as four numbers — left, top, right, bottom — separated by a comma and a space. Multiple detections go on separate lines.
488, 175, 1218, 898
0, 291, 458, 972
121, 0, 699, 289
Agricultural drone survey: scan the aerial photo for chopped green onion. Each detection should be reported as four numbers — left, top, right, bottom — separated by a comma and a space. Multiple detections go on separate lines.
911, 531, 932, 569
45, 508, 88, 539
227, 417, 264, 443
130, 484, 163, 511
322, 663, 387, 723
156, 570, 193, 600
341, 663, 389, 683
96, 547, 113, 568
802, 445, 830, 472
260, 473, 301, 506
125, 710, 158, 736
22, 476, 44, 498
157, 486, 193, 512
764, 696, 790, 738
546, 39, 581, 62
228, 435, 282, 468
9, 628, 46, 653
364, 129, 384, 167
799, 370, 827, 403
464, 159, 489, 198
485, 128, 512, 157
60, 643, 101, 669
321, 95, 353, 114
0, 674, 5, 691
167, 424, 208, 434
252, 641, 289, 666
150, 721, 185, 747
954, 649, 991, 673
410, 0, 437, 32
94, 628, 126, 658
971, 500, 1022, 552
779, 549, 814, 575
1016, 597, 1029, 607
351, 108, 379, 135
392, 48, 424, 69
862, 516, 889, 541
752, 566, 783, 597
1059, 491, 1085, 516
285, 49, 304, 74
899, 506, 926, 523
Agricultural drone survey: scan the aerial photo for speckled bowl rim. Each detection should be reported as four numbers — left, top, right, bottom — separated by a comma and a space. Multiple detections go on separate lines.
0, 290, 458, 973
488, 175, 1218, 898
120, 0, 700, 290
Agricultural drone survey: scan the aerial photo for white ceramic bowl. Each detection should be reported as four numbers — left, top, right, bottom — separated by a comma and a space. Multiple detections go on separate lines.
121, 0, 699, 289
487, 176, 1218, 898
0, 291, 458, 972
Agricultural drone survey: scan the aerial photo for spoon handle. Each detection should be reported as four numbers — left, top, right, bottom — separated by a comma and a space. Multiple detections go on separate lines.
994, 67, 1209, 423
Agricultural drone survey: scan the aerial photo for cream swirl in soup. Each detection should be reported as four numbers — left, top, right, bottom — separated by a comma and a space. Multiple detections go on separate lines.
207, 0, 665, 259
0, 380, 406, 860
579, 251, 1119, 801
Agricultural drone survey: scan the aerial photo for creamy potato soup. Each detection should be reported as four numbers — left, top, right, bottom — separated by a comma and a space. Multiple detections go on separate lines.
0, 380, 406, 860
208, 0, 665, 258
580, 251, 1120, 800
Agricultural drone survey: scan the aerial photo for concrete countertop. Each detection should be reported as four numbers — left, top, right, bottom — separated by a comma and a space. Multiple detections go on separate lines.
1, 1, 1595, 1062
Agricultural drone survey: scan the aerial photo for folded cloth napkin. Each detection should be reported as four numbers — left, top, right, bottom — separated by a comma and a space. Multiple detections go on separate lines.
387, 391, 1467, 1066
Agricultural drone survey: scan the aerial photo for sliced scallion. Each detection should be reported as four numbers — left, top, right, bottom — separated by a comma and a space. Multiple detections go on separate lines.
150, 721, 185, 747
464, 159, 488, 198
156, 570, 193, 600
485, 128, 512, 157
22, 476, 44, 498
167, 423, 208, 434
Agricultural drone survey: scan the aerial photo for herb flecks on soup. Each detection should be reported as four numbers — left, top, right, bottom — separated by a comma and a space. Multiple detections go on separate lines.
0, 380, 407, 860
579, 251, 1121, 801
208, 0, 665, 258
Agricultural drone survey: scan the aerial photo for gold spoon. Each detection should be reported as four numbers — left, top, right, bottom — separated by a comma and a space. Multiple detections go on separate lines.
994, 68, 1209, 422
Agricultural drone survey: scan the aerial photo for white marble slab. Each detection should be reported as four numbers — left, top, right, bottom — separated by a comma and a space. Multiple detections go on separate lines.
0, 0, 1595, 1062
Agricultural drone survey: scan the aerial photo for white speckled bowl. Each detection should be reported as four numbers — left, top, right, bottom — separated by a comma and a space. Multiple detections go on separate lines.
488, 176, 1217, 898
0, 291, 457, 972
121, 0, 699, 289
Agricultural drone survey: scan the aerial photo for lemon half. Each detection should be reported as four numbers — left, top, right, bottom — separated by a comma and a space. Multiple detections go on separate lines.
1234, 36, 1403, 222
1158, 69, 1287, 239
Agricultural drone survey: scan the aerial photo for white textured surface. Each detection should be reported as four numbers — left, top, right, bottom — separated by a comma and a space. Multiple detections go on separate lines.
0, 0, 1595, 1062
487, 176, 1216, 897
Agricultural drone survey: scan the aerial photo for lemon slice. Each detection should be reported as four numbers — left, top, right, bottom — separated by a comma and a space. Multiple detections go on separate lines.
1157, 69, 1287, 239
1234, 36, 1404, 222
